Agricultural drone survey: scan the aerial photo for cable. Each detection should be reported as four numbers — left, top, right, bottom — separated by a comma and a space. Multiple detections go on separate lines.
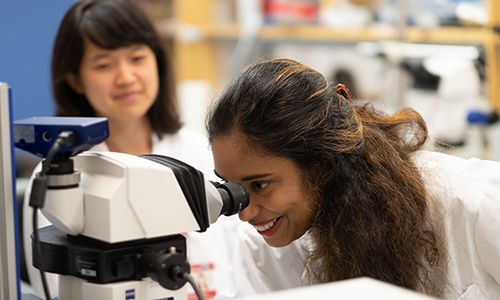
28, 131, 76, 300
32, 208, 51, 300
40, 131, 76, 176
183, 272, 206, 300
170, 265, 205, 300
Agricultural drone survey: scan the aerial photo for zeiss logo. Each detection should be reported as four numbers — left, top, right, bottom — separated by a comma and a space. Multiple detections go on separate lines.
125, 288, 175, 300
125, 289, 135, 300
125, 289, 174, 300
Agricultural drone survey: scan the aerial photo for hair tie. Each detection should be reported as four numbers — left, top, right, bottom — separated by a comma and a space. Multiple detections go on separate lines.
335, 84, 352, 102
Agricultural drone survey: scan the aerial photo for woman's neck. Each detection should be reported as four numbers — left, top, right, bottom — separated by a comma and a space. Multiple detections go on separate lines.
105, 119, 153, 155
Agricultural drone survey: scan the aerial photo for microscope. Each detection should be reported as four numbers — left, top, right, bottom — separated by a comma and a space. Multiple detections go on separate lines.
14, 117, 249, 300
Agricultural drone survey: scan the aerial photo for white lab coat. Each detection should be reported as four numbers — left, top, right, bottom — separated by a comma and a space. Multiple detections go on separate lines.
23, 127, 240, 299
217, 151, 500, 300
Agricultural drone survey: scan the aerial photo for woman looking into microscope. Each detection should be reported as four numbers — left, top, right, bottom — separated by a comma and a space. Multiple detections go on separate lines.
207, 58, 500, 299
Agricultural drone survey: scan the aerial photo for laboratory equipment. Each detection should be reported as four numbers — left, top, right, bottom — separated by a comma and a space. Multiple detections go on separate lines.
13, 117, 249, 300
0, 82, 20, 300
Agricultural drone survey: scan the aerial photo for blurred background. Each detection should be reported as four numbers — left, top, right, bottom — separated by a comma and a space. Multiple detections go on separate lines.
1, 2, 499, 299
162, 0, 500, 162
1, 0, 499, 169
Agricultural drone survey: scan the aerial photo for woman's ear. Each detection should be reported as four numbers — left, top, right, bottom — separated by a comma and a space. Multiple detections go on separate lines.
66, 74, 84, 94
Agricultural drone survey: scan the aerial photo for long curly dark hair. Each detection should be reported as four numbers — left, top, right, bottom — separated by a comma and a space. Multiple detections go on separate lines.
206, 58, 448, 297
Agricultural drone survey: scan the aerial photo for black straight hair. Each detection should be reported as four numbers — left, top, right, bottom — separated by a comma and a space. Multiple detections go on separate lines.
51, 0, 181, 136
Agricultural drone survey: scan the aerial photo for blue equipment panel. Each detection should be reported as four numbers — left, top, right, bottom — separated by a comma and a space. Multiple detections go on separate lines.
13, 117, 109, 158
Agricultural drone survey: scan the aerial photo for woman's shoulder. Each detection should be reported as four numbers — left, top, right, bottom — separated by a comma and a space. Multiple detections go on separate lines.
156, 128, 209, 150
173, 127, 208, 141
414, 150, 500, 188
414, 150, 500, 216
154, 128, 215, 177
419, 152, 500, 298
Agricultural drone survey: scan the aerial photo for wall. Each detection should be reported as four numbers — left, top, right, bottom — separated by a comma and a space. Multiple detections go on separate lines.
0, 1, 73, 121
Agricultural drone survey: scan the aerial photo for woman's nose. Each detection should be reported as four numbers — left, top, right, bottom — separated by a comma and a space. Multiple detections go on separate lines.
116, 63, 135, 85
238, 198, 260, 222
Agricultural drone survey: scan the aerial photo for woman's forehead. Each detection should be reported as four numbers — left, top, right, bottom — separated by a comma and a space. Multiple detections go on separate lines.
212, 132, 265, 160
212, 133, 291, 180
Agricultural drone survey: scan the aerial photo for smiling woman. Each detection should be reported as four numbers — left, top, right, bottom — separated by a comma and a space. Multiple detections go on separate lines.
207, 58, 500, 299
66, 43, 159, 124
212, 132, 315, 248
51, 0, 179, 154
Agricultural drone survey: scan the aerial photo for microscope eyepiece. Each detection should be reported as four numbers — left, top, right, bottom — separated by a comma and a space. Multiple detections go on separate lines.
212, 181, 249, 216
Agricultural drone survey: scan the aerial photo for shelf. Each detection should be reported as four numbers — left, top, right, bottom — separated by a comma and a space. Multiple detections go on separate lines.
405, 27, 492, 45
201, 24, 398, 42
167, 0, 500, 112
175, 24, 495, 46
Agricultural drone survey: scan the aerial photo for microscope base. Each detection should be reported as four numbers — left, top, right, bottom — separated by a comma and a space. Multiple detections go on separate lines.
58, 275, 186, 300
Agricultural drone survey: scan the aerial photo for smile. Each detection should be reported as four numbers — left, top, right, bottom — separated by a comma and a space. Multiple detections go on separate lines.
253, 216, 282, 235
114, 91, 140, 101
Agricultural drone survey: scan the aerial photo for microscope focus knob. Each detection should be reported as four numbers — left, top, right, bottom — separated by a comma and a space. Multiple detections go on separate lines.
140, 247, 190, 290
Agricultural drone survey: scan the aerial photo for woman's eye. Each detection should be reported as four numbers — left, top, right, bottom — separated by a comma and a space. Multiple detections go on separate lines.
132, 56, 145, 63
250, 181, 270, 191
94, 64, 111, 70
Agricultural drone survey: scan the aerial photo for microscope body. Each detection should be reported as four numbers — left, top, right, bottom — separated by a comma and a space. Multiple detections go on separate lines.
15, 117, 248, 300
45, 151, 203, 242
33, 151, 247, 300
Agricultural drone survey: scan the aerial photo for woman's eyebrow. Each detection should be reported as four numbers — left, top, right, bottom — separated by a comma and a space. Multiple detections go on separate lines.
241, 173, 273, 182
90, 52, 110, 62
213, 170, 272, 182
130, 44, 147, 51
